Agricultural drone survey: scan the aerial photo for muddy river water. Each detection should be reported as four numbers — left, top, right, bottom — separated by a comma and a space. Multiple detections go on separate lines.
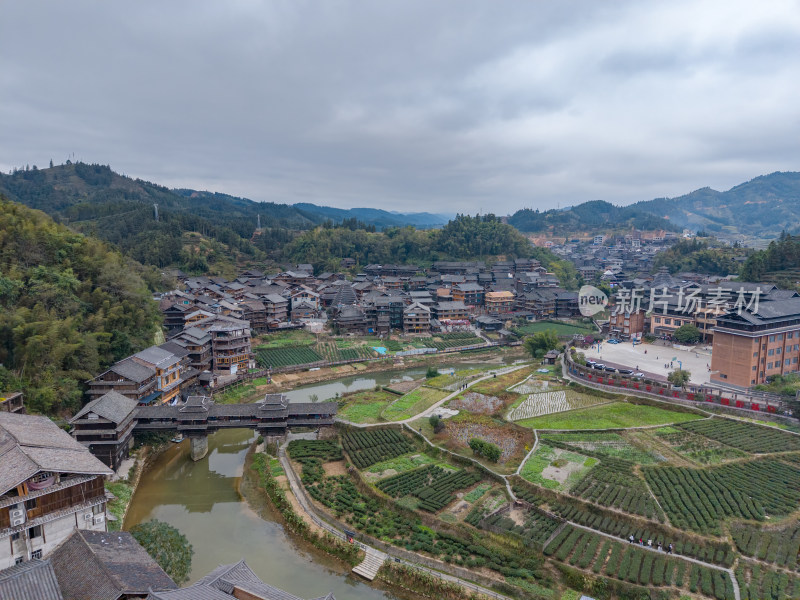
124, 360, 513, 597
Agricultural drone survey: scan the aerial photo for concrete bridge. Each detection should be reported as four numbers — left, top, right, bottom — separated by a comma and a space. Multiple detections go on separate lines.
134, 394, 336, 460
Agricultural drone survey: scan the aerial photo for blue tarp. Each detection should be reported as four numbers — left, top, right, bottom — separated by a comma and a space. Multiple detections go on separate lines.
372, 346, 387, 355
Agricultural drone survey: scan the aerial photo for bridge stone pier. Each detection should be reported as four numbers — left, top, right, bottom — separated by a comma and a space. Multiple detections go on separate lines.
189, 435, 209, 461
133, 394, 337, 463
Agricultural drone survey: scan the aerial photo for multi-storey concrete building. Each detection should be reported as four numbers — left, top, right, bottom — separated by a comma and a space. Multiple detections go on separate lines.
711, 298, 800, 389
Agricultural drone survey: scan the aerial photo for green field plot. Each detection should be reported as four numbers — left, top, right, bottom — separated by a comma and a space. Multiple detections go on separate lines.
507, 390, 611, 421
570, 457, 663, 519
655, 426, 748, 464
287, 439, 343, 463
255, 345, 323, 368
381, 386, 448, 421
470, 367, 533, 396
480, 507, 562, 547
542, 432, 663, 464
316, 341, 376, 362
341, 429, 415, 469
644, 459, 800, 534
376, 464, 481, 512
520, 443, 595, 491
366, 453, 440, 476
678, 418, 800, 453
255, 330, 316, 348
415, 334, 484, 351
513, 320, 596, 337
515, 401, 702, 430
337, 389, 397, 423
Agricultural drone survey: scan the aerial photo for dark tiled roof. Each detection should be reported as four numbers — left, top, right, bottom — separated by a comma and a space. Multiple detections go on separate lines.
0, 413, 112, 495
0, 559, 63, 600
133, 346, 181, 369
110, 358, 156, 383
50, 530, 177, 600
147, 560, 330, 600
71, 391, 138, 425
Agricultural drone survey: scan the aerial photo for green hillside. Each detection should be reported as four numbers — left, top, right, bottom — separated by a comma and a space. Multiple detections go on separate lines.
0, 197, 163, 415
633, 172, 800, 239
508, 200, 679, 234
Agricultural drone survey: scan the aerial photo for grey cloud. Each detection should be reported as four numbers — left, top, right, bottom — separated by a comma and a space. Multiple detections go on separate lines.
1, 0, 799, 214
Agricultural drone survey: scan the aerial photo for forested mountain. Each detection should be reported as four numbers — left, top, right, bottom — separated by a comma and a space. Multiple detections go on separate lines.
740, 232, 800, 286
508, 172, 800, 240
652, 238, 750, 276
0, 163, 564, 275
0, 197, 163, 415
293, 203, 450, 229
282, 214, 580, 288
0, 164, 451, 275
632, 172, 800, 238
508, 200, 679, 234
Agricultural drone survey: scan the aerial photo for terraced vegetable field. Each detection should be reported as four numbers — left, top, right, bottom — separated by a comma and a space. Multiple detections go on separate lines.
542, 525, 731, 597
255, 345, 323, 368
678, 418, 800, 453
571, 457, 663, 519
381, 386, 448, 421
643, 459, 800, 534
507, 390, 609, 421
515, 401, 702, 430
376, 464, 482, 512
543, 432, 663, 464
520, 443, 595, 491
655, 426, 748, 464
337, 389, 396, 423
342, 429, 415, 469
731, 523, 800, 570
287, 439, 343, 463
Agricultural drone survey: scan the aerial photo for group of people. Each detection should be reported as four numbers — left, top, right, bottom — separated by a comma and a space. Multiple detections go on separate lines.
628, 535, 673, 554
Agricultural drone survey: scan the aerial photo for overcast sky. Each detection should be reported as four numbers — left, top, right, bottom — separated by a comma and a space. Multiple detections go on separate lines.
2, 1, 799, 215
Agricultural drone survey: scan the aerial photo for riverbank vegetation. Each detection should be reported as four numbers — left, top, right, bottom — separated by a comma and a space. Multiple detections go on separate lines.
251, 451, 363, 566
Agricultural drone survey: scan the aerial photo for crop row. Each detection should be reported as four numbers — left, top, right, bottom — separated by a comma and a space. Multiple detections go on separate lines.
571, 458, 661, 519
304, 473, 547, 584
482, 509, 561, 547
731, 524, 800, 570
737, 563, 800, 600
643, 459, 800, 534
507, 391, 605, 421
316, 341, 376, 363
376, 465, 480, 512
679, 418, 800, 454
544, 525, 732, 597
341, 429, 415, 468
255, 345, 323, 368
287, 439, 343, 464
552, 502, 734, 566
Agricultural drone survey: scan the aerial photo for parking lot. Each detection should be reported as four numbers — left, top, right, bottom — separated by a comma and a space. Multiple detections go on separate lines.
581, 341, 713, 385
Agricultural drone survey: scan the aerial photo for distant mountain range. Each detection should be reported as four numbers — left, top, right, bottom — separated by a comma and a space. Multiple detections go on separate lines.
292, 202, 450, 229
508, 172, 800, 239
508, 200, 679, 234
632, 172, 800, 238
